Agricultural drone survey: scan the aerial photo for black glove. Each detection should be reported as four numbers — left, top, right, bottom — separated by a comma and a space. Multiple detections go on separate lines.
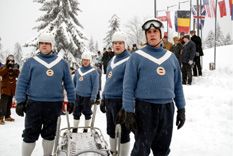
176, 108, 185, 129
100, 99, 106, 113
16, 101, 27, 117
125, 112, 137, 133
67, 102, 74, 114
89, 99, 96, 106
116, 109, 126, 124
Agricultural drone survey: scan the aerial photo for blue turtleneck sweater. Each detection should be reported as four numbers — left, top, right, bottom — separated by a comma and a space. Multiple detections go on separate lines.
102, 50, 130, 99
73, 65, 99, 100
123, 45, 186, 112
16, 52, 75, 103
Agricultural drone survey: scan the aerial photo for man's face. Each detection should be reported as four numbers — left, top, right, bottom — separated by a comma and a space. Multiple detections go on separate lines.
39, 42, 52, 54
146, 27, 161, 47
82, 59, 90, 67
112, 41, 125, 54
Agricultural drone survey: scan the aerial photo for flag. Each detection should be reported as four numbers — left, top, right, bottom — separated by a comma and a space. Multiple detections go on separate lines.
175, 10, 191, 33
192, 5, 206, 29
210, 0, 216, 17
166, 11, 172, 28
203, 0, 212, 17
157, 16, 167, 21
218, 0, 227, 17
230, 0, 233, 20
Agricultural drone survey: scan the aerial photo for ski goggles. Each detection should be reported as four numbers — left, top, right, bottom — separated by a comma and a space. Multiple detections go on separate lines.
142, 20, 163, 30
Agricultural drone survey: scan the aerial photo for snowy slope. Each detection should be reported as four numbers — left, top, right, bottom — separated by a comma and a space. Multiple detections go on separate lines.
0, 45, 232, 156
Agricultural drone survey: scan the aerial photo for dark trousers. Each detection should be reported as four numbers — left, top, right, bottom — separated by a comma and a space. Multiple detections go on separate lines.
73, 95, 92, 120
0, 94, 13, 117
131, 101, 174, 156
105, 99, 130, 143
193, 56, 202, 76
22, 100, 62, 143
182, 63, 193, 85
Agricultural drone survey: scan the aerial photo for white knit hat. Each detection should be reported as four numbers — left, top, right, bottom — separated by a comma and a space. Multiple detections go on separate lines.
81, 52, 92, 62
38, 33, 55, 48
112, 31, 126, 43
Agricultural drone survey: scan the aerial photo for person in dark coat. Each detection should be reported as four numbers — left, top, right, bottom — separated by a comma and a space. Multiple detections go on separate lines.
190, 30, 203, 76
171, 36, 183, 66
181, 35, 196, 85
0, 55, 20, 124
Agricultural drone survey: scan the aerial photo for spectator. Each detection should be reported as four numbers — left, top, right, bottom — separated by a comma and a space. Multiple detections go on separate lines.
171, 36, 183, 66
190, 30, 203, 76
181, 35, 196, 85
0, 55, 20, 124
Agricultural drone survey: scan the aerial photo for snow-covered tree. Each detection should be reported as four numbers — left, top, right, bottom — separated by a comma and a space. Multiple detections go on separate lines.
13, 42, 23, 65
224, 33, 233, 45
205, 30, 215, 48
103, 14, 120, 48
215, 23, 225, 46
0, 37, 4, 64
95, 41, 99, 52
26, 0, 86, 58
124, 16, 144, 47
88, 37, 95, 53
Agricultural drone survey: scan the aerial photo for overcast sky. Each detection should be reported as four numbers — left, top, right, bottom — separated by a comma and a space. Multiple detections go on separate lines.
0, 0, 232, 51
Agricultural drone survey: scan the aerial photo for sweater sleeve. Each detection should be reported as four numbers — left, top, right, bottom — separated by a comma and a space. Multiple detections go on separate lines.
122, 54, 138, 112
173, 56, 186, 109
91, 71, 99, 100
15, 61, 31, 103
63, 61, 75, 102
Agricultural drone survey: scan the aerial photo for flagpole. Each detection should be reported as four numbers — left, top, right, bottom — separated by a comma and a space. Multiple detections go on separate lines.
214, 0, 217, 69
197, 0, 200, 36
154, 0, 157, 17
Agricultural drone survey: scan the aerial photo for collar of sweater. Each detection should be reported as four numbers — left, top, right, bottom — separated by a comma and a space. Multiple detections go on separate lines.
38, 52, 55, 58
115, 50, 129, 58
81, 65, 92, 71
144, 44, 164, 52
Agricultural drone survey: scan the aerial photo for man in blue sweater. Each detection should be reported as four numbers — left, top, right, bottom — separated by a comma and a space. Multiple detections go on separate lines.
15, 33, 75, 156
119, 18, 186, 156
100, 31, 131, 156
72, 52, 99, 133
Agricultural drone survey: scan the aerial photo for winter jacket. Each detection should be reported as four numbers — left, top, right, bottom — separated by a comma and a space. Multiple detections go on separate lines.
191, 35, 204, 56
73, 65, 99, 101
122, 45, 186, 112
102, 50, 130, 99
0, 66, 19, 96
15, 52, 75, 103
181, 40, 196, 63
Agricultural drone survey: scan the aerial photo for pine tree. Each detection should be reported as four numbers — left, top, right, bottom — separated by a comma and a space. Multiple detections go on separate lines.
224, 33, 233, 45
0, 37, 3, 64
88, 37, 95, 53
103, 14, 120, 48
13, 42, 23, 65
205, 30, 215, 48
26, 0, 86, 58
216, 23, 225, 46
124, 16, 144, 47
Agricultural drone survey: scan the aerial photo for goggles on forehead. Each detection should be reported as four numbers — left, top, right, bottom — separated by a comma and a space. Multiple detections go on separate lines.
142, 20, 164, 30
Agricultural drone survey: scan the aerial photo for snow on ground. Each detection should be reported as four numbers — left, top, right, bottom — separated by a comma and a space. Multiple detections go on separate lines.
0, 45, 233, 156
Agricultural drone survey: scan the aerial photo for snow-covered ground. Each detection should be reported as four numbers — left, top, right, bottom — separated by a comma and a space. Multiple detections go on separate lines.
0, 45, 232, 156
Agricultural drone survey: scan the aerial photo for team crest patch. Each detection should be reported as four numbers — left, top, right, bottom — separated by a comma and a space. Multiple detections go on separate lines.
46, 69, 54, 76
156, 67, 166, 76
108, 71, 112, 78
